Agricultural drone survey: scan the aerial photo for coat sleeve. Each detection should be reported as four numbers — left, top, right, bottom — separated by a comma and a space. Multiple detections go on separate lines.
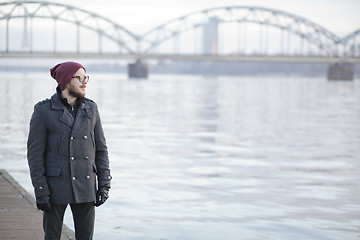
27, 104, 51, 198
93, 103, 112, 190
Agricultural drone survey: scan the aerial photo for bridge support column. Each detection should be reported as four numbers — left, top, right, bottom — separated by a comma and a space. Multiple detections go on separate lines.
128, 60, 148, 78
327, 63, 354, 80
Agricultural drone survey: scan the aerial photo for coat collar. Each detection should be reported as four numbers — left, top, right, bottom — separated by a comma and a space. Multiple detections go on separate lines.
51, 93, 90, 109
50, 93, 91, 134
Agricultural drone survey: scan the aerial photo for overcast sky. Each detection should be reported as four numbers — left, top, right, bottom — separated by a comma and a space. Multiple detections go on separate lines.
44, 0, 359, 37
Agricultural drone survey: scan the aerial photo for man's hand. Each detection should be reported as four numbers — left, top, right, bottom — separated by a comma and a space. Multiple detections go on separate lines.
36, 195, 51, 212
95, 188, 109, 207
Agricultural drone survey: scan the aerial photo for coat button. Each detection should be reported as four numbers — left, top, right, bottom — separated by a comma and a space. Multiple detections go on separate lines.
70, 137, 74, 140
84, 156, 89, 160
86, 176, 90, 179
39, 186, 43, 190
71, 157, 75, 160
83, 136, 88, 140
72, 177, 76, 180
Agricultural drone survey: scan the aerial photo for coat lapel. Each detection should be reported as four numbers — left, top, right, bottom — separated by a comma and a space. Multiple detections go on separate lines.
71, 102, 91, 136
51, 93, 74, 128
59, 110, 74, 128
51, 93, 91, 134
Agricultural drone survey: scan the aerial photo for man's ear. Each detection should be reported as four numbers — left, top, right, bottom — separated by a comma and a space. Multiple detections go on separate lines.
65, 82, 70, 89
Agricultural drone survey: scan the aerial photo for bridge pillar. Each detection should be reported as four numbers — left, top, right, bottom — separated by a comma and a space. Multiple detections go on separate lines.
128, 60, 148, 78
327, 63, 354, 80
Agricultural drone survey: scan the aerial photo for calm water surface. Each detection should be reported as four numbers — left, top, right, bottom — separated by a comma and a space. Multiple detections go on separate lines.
0, 72, 359, 240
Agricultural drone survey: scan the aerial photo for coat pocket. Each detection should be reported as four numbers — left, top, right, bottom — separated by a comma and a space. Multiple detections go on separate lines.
46, 167, 61, 177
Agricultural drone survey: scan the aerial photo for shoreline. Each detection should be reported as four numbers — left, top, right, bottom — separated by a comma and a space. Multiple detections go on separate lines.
0, 169, 75, 240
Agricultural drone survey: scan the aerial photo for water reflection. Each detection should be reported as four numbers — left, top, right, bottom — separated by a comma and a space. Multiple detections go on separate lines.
0, 72, 359, 240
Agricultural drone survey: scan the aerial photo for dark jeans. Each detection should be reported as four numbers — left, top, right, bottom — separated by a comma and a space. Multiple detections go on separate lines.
43, 202, 95, 240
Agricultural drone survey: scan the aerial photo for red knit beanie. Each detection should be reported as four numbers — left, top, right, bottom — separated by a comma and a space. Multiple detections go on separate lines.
50, 61, 85, 91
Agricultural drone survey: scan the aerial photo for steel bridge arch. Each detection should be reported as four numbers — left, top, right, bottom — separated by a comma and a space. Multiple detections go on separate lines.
140, 6, 341, 56
341, 29, 360, 57
0, 1, 138, 53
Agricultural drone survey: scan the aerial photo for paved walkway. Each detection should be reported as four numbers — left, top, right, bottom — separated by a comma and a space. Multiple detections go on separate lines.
0, 169, 74, 240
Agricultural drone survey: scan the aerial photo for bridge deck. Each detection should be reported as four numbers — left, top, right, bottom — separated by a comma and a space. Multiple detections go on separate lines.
1, 52, 359, 63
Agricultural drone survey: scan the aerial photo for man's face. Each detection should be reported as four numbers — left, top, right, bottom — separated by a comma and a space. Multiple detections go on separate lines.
67, 68, 87, 98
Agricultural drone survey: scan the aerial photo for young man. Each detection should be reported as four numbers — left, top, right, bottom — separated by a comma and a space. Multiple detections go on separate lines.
27, 61, 112, 240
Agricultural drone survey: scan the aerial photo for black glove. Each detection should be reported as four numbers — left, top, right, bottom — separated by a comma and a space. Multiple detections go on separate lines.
36, 195, 51, 212
95, 188, 109, 207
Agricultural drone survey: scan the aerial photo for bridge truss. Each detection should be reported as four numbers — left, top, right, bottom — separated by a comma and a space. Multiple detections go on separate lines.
140, 6, 342, 57
0, 1, 138, 54
341, 29, 360, 57
0, 1, 359, 59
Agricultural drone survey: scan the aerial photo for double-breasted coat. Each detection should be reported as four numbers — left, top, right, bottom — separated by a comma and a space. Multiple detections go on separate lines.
27, 92, 111, 204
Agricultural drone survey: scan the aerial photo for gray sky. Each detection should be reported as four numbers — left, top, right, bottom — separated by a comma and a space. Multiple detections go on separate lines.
46, 0, 359, 37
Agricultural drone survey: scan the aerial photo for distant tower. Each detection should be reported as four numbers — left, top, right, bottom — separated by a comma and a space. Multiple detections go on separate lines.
203, 17, 218, 55
22, 8, 29, 51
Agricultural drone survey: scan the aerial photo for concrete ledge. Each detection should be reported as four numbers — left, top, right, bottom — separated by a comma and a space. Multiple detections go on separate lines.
0, 169, 75, 240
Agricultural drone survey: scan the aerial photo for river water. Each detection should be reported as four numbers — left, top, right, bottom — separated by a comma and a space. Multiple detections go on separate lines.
0, 72, 359, 240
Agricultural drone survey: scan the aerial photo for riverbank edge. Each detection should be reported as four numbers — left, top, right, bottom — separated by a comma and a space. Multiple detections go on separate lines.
0, 169, 75, 240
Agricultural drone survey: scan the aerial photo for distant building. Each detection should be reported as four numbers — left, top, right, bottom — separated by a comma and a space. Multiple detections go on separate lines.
203, 17, 218, 55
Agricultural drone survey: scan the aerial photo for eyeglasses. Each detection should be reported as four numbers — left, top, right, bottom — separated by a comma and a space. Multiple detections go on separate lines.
72, 75, 90, 83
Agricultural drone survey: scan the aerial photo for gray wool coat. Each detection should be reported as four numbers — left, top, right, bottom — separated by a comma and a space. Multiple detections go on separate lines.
27, 92, 111, 204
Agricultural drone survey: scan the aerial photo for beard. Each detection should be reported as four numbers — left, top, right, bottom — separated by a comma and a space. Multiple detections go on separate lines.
68, 84, 85, 98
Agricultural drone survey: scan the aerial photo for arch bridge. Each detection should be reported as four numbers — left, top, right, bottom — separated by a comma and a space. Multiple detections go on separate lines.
140, 6, 342, 56
1, 1, 359, 79
0, 0, 138, 53
341, 29, 360, 58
